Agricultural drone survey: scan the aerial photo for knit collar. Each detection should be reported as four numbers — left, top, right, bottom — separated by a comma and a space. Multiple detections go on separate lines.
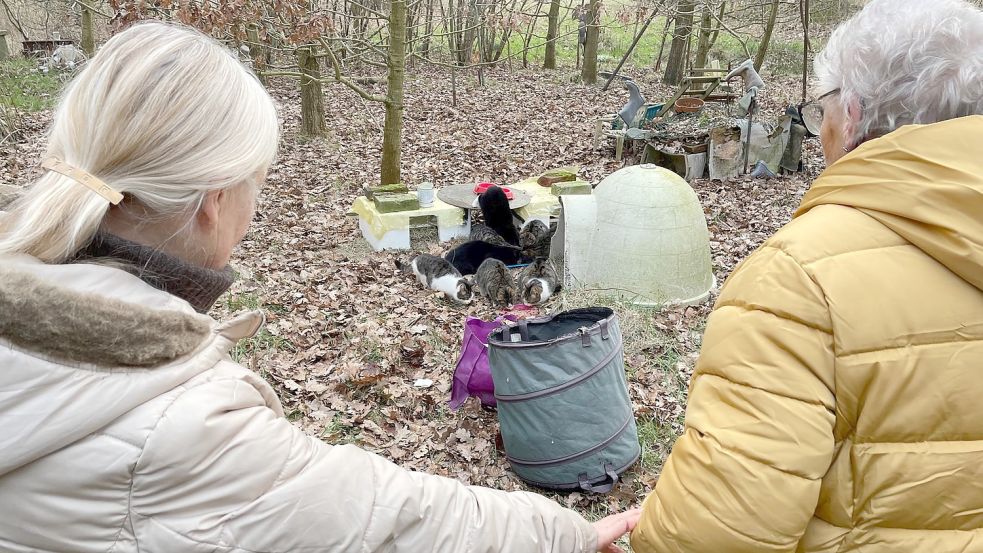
74, 232, 235, 313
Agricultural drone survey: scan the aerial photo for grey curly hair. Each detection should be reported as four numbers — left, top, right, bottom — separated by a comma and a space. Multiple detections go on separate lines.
815, 0, 983, 145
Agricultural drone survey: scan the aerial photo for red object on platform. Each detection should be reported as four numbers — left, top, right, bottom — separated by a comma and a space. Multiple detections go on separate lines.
473, 182, 514, 199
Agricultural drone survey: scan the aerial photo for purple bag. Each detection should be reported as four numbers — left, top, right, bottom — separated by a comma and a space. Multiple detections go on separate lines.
450, 315, 515, 410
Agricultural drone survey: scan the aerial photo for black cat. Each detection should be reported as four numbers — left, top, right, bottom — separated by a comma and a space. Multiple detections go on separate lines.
444, 241, 530, 275
478, 185, 520, 246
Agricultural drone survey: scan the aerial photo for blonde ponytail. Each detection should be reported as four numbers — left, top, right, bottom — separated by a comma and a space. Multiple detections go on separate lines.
0, 21, 279, 262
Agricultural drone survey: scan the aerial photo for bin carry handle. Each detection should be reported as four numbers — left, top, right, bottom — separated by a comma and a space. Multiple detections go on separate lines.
517, 320, 530, 342
502, 320, 530, 343
578, 463, 619, 494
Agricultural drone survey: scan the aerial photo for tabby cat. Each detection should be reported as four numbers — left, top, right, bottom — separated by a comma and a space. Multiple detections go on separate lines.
396, 254, 474, 304
519, 219, 552, 259
470, 223, 510, 247
475, 258, 518, 307
517, 258, 561, 305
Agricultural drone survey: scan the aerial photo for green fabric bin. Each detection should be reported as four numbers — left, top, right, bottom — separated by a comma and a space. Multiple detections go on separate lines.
488, 307, 640, 493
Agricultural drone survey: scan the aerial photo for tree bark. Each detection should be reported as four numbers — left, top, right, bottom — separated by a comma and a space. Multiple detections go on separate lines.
460, 0, 480, 65
754, 0, 779, 71
421, 0, 434, 57
663, 0, 695, 85
81, 3, 95, 57
298, 46, 327, 138
543, 0, 561, 69
381, 0, 407, 185
246, 25, 267, 86
693, 4, 712, 68
580, 0, 600, 84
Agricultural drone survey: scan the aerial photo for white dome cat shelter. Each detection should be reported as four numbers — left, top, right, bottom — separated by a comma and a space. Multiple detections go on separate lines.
551, 164, 715, 307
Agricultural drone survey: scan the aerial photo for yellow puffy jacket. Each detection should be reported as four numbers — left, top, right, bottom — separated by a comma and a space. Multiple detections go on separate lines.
632, 115, 983, 553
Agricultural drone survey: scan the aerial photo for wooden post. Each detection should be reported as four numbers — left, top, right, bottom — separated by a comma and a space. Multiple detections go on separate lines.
0, 31, 9, 60
451, 66, 458, 107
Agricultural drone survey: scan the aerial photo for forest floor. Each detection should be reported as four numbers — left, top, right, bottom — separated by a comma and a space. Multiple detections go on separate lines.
1, 63, 824, 535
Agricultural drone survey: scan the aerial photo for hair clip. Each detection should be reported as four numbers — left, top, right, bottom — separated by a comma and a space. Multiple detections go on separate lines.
41, 157, 123, 205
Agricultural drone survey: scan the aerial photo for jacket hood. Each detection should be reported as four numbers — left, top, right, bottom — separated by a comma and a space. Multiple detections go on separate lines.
796, 115, 983, 290
0, 255, 263, 475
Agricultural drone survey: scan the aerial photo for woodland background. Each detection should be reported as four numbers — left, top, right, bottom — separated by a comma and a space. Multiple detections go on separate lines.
4, 0, 976, 547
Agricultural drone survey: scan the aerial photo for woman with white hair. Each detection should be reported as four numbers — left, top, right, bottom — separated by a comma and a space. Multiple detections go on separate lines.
632, 0, 983, 551
0, 22, 640, 552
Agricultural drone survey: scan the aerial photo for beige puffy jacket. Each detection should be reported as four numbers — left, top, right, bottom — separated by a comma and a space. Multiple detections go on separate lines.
0, 254, 597, 552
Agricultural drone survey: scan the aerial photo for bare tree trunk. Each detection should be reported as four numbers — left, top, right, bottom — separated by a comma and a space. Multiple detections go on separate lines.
406, 0, 418, 64
693, 4, 712, 68
298, 46, 327, 138
653, 11, 671, 70
543, 0, 561, 69
522, 0, 545, 68
801, 0, 810, 103
580, 0, 600, 83
461, 0, 480, 64
247, 24, 267, 86
754, 0, 779, 71
663, 0, 695, 85
444, 0, 457, 55
81, 3, 95, 56
421, 0, 434, 57
381, 0, 407, 185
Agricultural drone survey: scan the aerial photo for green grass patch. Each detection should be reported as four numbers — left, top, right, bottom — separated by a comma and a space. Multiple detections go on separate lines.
222, 291, 287, 314
0, 58, 63, 112
450, 9, 816, 78
321, 414, 363, 445
636, 415, 678, 472
230, 328, 293, 365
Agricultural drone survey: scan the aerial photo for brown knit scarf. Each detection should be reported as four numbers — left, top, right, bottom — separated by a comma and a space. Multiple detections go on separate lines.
74, 232, 235, 313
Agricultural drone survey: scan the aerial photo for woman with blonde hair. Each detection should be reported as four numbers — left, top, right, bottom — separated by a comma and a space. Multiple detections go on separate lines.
632, 0, 983, 551
0, 22, 638, 552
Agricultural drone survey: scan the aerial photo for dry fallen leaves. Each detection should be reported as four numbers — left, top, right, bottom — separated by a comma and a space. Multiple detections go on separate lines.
1, 65, 819, 520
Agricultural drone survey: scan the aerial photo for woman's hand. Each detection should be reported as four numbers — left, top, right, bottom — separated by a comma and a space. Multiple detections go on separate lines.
592, 508, 642, 553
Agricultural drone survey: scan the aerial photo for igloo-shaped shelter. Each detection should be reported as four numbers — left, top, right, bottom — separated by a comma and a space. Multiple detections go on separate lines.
551, 164, 715, 307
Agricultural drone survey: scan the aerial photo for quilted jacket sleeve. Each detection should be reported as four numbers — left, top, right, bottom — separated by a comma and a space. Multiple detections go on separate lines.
129, 362, 597, 553
631, 244, 837, 552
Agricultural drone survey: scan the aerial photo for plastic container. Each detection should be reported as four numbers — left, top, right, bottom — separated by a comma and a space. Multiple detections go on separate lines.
417, 182, 435, 207
674, 97, 705, 113
474, 182, 515, 199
